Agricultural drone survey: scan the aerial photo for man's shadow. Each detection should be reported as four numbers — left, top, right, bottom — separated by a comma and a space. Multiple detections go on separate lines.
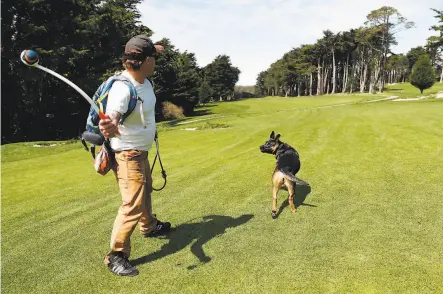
131, 214, 254, 269
275, 179, 315, 218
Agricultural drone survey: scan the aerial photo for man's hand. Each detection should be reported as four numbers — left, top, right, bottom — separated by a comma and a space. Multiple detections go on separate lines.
99, 112, 120, 138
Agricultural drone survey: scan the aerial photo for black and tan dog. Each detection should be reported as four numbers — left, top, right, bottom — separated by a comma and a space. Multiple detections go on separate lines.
260, 131, 304, 219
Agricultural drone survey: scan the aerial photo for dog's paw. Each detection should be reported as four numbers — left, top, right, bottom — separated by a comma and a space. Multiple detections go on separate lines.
271, 211, 277, 219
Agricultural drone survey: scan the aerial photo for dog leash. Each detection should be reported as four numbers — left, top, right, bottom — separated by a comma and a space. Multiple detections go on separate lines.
151, 131, 167, 191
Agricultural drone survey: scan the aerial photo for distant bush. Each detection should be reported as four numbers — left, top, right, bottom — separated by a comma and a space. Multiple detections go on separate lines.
410, 55, 436, 94
162, 102, 185, 120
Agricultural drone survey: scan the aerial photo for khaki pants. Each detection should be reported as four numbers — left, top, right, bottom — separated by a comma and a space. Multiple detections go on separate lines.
104, 150, 158, 264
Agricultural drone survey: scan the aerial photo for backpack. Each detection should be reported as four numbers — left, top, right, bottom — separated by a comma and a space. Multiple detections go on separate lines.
80, 75, 167, 187
81, 74, 143, 159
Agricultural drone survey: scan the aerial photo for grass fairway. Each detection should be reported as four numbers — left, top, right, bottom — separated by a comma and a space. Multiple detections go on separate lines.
2, 84, 443, 293
384, 82, 443, 98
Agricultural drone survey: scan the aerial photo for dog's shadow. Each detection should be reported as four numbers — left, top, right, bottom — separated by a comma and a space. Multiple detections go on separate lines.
130, 214, 254, 270
275, 180, 315, 218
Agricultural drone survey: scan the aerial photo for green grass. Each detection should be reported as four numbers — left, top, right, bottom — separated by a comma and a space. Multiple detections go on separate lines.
2, 83, 443, 293
384, 82, 443, 98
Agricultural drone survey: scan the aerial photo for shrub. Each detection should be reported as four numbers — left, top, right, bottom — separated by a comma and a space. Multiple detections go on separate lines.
162, 101, 185, 120
410, 55, 436, 94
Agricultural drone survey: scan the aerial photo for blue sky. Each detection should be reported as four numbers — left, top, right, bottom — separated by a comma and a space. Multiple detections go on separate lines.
138, 0, 442, 85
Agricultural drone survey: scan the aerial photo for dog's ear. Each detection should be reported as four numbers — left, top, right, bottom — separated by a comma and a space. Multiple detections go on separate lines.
270, 131, 275, 139
275, 134, 281, 142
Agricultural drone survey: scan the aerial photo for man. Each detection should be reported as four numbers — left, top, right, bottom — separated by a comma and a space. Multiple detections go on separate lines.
99, 34, 171, 277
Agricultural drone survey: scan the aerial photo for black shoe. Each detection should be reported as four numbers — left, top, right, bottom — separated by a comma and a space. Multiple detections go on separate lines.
107, 252, 139, 277
144, 220, 171, 237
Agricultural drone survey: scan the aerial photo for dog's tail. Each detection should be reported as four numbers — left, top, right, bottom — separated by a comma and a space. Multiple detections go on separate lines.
280, 168, 309, 186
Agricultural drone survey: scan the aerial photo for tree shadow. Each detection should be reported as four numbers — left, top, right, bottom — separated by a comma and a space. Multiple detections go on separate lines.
131, 214, 254, 269
275, 180, 315, 218
192, 109, 212, 116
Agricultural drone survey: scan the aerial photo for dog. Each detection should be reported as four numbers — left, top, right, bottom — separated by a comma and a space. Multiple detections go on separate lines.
260, 131, 304, 219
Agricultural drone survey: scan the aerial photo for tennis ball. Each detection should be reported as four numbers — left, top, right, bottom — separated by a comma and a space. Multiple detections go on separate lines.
24, 50, 39, 65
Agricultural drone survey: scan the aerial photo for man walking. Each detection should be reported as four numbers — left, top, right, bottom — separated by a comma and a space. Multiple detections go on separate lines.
99, 34, 171, 277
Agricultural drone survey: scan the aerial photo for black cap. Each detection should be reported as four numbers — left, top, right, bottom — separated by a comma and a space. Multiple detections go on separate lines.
124, 35, 157, 61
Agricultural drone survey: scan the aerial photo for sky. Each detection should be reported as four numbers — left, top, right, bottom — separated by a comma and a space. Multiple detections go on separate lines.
138, 0, 442, 85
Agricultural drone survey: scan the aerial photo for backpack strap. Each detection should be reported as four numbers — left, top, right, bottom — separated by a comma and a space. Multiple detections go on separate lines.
82, 74, 152, 160
147, 78, 154, 90
111, 75, 141, 125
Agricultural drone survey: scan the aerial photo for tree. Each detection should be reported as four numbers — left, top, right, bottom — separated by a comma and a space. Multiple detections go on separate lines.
339, 30, 358, 93
198, 81, 214, 103
256, 6, 421, 98
255, 71, 267, 96
427, 8, 443, 82
203, 55, 240, 101
1, 0, 151, 143
365, 6, 414, 92
353, 26, 383, 93
410, 55, 436, 94
386, 54, 409, 83
151, 39, 203, 117
406, 46, 427, 70
312, 39, 328, 95
2, 0, 245, 143
171, 51, 202, 114
2, 0, 214, 143
322, 30, 341, 94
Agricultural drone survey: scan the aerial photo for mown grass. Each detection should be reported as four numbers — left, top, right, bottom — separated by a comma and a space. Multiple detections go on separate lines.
2, 83, 443, 293
384, 82, 443, 98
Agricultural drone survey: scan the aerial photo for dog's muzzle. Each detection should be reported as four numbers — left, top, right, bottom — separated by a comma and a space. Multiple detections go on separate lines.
260, 145, 272, 153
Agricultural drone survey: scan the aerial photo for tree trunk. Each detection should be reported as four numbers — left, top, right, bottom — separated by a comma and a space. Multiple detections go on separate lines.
317, 60, 322, 95
371, 61, 381, 94
380, 68, 386, 92
440, 70, 443, 83
331, 50, 336, 94
297, 82, 301, 97
323, 68, 329, 94
342, 55, 349, 93
378, 14, 390, 93
309, 73, 313, 96
350, 64, 356, 93
360, 63, 368, 93
372, 66, 381, 93
369, 71, 375, 94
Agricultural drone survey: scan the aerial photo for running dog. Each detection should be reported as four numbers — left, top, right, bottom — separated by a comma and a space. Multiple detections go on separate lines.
260, 131, 303, 219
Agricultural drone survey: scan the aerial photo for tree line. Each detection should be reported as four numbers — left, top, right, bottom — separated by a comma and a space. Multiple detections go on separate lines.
255, 6, 443, 97
2, 0, 240, 143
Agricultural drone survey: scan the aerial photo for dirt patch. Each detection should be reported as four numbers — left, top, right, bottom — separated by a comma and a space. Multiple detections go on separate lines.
182, 122, 231, 131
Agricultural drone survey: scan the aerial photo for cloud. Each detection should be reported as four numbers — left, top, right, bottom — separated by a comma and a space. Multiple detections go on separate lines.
138, 0, 441, 85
